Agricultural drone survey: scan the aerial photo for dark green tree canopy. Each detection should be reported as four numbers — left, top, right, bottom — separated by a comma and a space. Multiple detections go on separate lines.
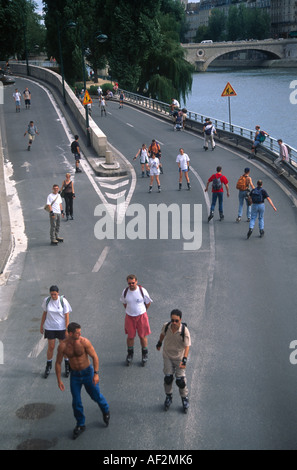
42, 0, 194, 102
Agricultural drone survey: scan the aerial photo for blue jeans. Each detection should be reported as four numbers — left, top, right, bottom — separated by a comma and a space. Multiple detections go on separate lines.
70, 365, 109, 426
210, 192, 223, 214
238, 190, 251, 219
249, 203, 265, 231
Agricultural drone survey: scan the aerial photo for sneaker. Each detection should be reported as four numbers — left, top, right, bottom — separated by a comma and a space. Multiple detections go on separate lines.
56, 237, 64, 242
51, 240, 58, 246
247, 228, 253, 239
187, 183, 191, 190
73, 425, 86, 440
27, 146, 31, 151
164, 394, 172, 411
204, 146, 208, 151
260, 229, 265, 238
219, 213, 224, 221
158, 186, 161, 193
236, 217, 241, 223
103, 412, 110, 427
208, 212, 214, 222
148, 187, 152, 193
76, 168, 82, 173
179, 183, 182, 191
182, 396, 189, 414
247, 218, 251, 222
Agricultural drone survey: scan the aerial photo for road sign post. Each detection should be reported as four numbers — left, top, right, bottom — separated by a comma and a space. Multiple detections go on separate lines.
221, 82, 237, 131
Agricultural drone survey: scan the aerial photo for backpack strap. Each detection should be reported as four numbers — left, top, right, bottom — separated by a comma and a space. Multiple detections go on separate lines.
164, 321, 187, 341
123, 285, 144, 299
45, 295, 64, 309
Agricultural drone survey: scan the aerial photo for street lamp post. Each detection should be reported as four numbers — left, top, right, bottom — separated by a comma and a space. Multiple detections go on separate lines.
57, 21, 76, 105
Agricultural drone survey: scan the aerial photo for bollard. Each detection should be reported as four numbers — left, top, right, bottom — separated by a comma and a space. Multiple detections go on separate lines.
105, 150, 114, 164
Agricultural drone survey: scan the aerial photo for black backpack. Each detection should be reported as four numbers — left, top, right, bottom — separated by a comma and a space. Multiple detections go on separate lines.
212, 175, 222, 191
164, 321, 187, 341
71, 141, 77, 154
251, 187, 264, 204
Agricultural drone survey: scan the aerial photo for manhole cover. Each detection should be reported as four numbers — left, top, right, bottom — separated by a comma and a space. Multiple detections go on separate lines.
16, 403, 55, 420
17, 438, 57, 450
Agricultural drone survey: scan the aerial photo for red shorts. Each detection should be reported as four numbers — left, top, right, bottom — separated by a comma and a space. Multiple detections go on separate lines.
125, 312, 151, 339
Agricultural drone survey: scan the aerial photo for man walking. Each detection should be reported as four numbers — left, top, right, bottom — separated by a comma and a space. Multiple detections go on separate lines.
120, 275, 152, 366
24, 121, 39, 151
46, 184, 64, 245
56, 322, 110, 439
176, 148, 191, 190
236, 167, 255, 223
205, 166, 230, 221
156, 309, 191, 413
247, 180, 277, 239
71, 135, 82, 173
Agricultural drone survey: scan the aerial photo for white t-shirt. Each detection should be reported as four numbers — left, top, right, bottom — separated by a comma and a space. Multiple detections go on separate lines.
42, 295, 72, 330
46, 192, 62, 213
120, 286, 152, 317
13, 92, 21, 102
149, 157, 160, 175
176, 153, 190, 171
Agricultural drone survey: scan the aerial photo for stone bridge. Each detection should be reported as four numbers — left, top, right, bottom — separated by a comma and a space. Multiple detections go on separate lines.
182, 39, 296, 71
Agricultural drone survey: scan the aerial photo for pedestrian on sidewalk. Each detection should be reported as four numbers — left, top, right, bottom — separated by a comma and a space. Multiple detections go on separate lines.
55, 322, 110, 439
247, 180, 277, 239
61, 173, 75, 220
203, 120, 217, 151
40, 285, 72, 379
205, 166, 230, 222
46, 184, 65, 245
176, 148, 191, 190
13, 88, 21, 112
236, 167, 255, 223
275, 139, 289, 175
71, 135, 82, 173
120, 275, 152, 366
133, 144, 150, 177
156, 309, 191, 413
148, 152, 161, 193
24, 121, 39, 150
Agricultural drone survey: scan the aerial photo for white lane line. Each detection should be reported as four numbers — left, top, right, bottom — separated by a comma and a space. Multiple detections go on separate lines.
99, 180, 129, 189
92, 246, 110, 273
28, 336, 47, 358
105, 190, 127, 200
190, 165, 215, 290
126, 123, 134, 128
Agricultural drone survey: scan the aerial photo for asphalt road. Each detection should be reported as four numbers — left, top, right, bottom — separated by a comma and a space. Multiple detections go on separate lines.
1, 77, 297, 451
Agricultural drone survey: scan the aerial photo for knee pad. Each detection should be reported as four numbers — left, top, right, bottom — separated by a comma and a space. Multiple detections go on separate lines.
176, 377, 186, 389
164, 374, 174, 385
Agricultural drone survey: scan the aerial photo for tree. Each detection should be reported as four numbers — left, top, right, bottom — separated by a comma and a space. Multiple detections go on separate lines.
207, 9, 226, 42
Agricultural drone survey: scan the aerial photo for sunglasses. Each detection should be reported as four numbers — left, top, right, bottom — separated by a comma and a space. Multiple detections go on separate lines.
171, 319, 180, 323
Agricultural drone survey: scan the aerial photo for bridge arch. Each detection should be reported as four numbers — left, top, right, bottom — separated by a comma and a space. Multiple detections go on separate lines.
202, 47, 282, 71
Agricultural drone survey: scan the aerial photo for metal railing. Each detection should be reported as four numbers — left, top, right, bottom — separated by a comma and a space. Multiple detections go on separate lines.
120, 89, 297, 168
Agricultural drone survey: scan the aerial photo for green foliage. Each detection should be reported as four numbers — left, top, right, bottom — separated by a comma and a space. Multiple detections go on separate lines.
195, 5, 271, 43
41, 0, 193, 103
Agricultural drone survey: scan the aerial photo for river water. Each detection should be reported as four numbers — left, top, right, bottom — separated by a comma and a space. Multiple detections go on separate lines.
183, 68, 297, 150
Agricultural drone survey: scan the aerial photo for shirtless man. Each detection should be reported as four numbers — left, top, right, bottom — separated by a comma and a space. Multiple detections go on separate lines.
56, 322, 110, 439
